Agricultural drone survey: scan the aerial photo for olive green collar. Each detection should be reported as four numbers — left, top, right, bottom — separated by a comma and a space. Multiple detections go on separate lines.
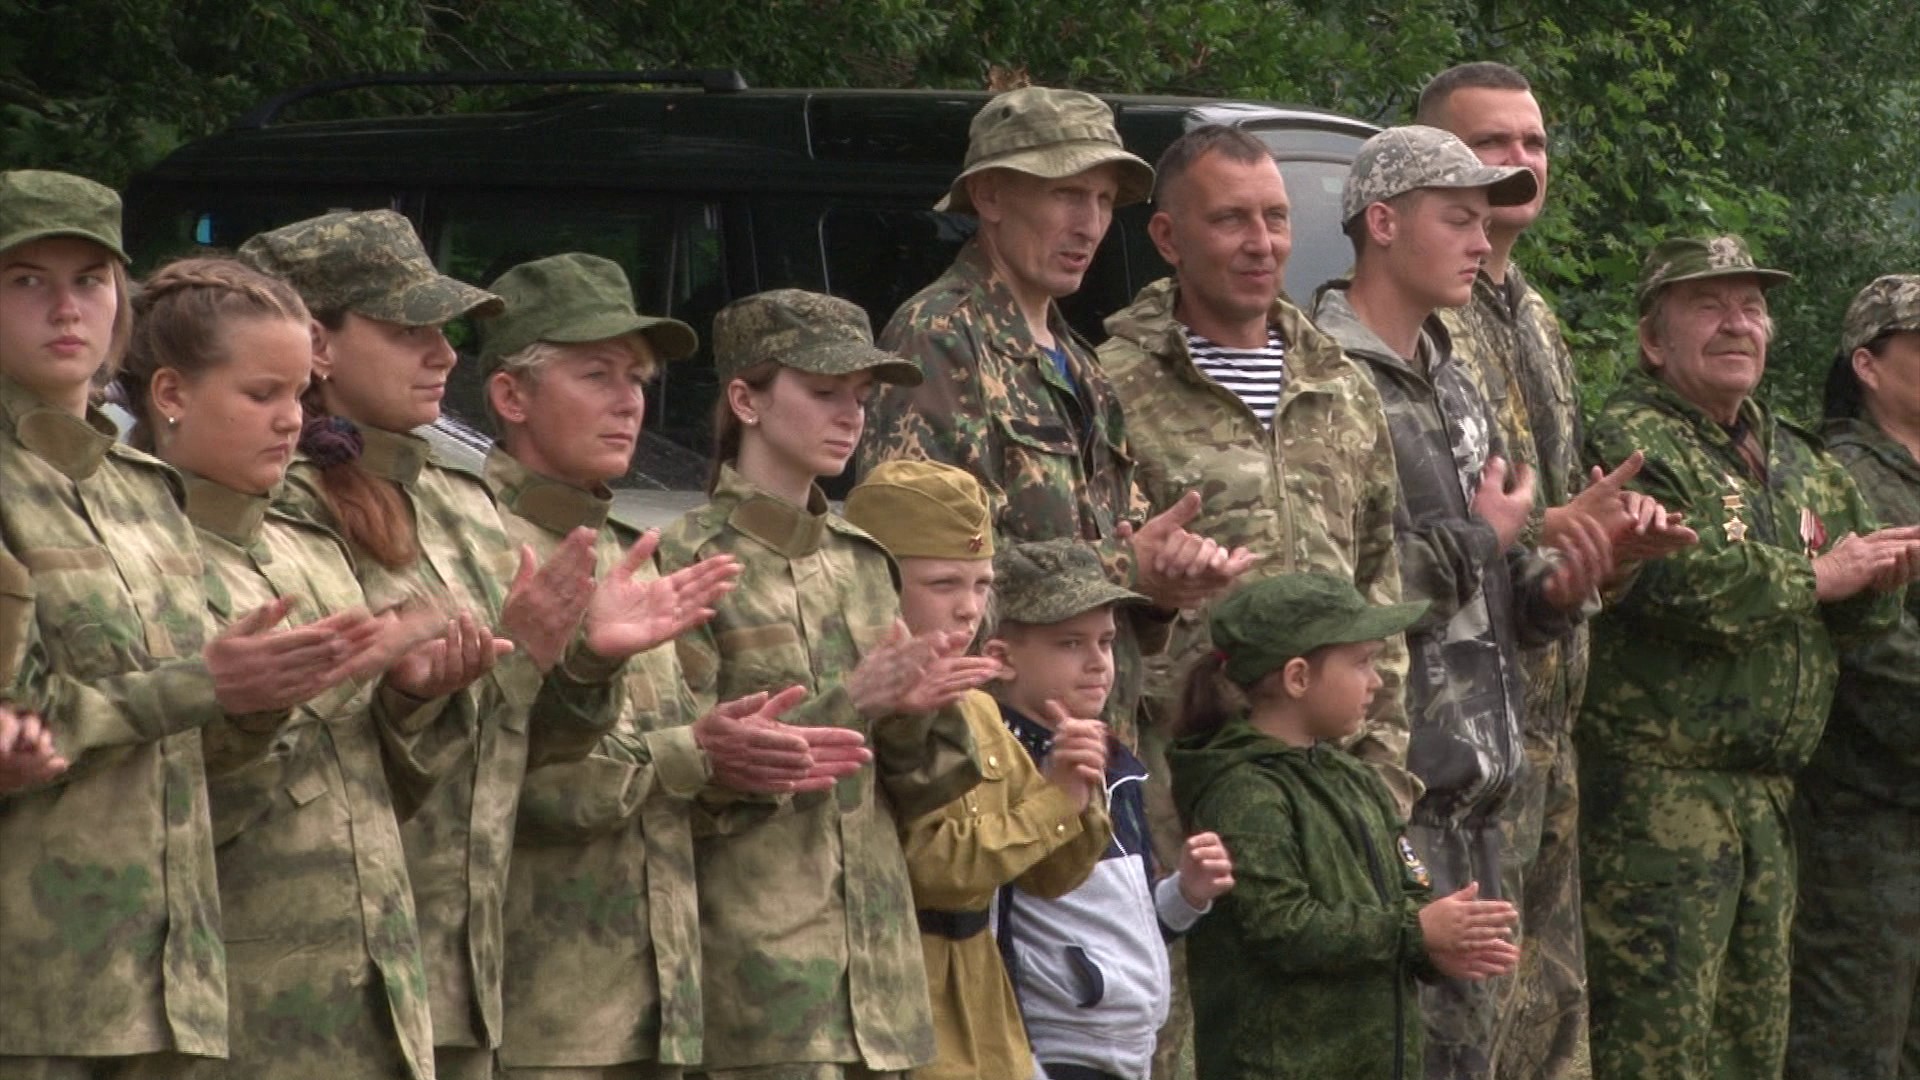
354, 425, 430, 487
182, 472, 270, 546
483, 447, 611, 536
0, 373, 118, 480
711, 461, 829, 558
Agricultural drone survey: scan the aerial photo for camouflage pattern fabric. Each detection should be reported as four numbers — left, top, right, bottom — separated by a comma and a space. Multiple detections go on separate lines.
687, 1066, 906, 1080
1441, 267, 1591, 1080
236, 209, 500, 326
935, 87, 1152, 215
1838, 274, 1920, 356
1580, 371, 1901, 1080
0, 168, 127, 262
0, 1053, 206, 1080
657, 463, 981, 1074
1786, 417, 1920, 1080
0, 374, 229, 1060
478, 252, 697, 371
712, 289, 920, 386
1632, 234, 1791, 313
484, 449, 710, 1074
1339, 126, 1534, 225
991, 536, 1146, 624
278, 425, 617, 1053
1098, 279, 1415, 811
861, 238, 1166, 749
181, 475, 435, 1080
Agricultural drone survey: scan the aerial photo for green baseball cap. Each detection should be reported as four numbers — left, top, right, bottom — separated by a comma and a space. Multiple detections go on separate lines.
1209, 573, 1428, 689
1635, 235, 1793, 314
993, 537, 1146, 626
711, 288, 922, 386
1839, 274, 1920, 356
939, 87, 1154, 214
845, 459, 994, 561
0, 170, 127, 262
477, 253, 698, 371
238, 209, 501, 326
1340, 124, 1537, 226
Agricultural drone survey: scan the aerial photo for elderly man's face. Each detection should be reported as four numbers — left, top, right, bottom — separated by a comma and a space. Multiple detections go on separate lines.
1641, 276, 1772, 423
972, 163, 1123, 304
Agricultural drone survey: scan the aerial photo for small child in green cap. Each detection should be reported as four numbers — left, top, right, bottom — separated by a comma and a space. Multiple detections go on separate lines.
1167, 572, 1520, 1080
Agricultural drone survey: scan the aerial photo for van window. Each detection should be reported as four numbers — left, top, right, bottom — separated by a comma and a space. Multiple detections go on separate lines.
123, 186, 402, 271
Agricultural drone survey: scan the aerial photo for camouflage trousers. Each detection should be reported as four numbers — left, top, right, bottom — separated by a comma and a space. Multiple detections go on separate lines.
1579, 760, 1794, 1080
0, 1056, 201, 1080
508, 1066, 682, 1079
437, 1046, 500, 1080
1410, 815, 1507, 1080
1490, 729, 1590, 1080
1786, 776, 1920, 1080
687, 1067, 905, 1079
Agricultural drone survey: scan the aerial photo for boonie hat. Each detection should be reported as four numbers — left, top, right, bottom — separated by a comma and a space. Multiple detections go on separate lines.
1209, 573, 1428, 689
844, 460, 994, 561
938, 87, 1154, 214
711, 289, 922, 386
238, 209, 501, 326
1340, 124, 1537, 225
478, 253, 698, 371
0, 169, 127, 262
1838, 274, 1920, 356
1635, 234, 1793, 314
993, 537, 1146, 626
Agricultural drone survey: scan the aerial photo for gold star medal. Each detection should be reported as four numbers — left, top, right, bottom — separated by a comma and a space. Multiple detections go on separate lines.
1721, 473, 1748, 544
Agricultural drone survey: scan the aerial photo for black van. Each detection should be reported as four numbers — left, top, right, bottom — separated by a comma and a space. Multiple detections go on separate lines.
124, 71, 1376, 520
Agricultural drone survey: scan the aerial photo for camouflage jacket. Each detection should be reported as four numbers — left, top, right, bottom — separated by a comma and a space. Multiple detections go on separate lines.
186, 474, 437, 1080
862, 237, 1166, 745
1581, 374, 1900, 773
279, 426, 616, 1050
1810, 418, 1920, 806
1170, 719, 1435, 1080
657, 463, 982, 1072
0, 373, 228, 1057
484, 448, 710, 1068
1098, 278, 1416, 809
1313, 285, 1577, 827
1442, 267, 1591, 739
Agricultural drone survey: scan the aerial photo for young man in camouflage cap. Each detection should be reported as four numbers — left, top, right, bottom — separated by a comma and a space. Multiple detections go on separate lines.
1311, 124, 1611, 1080
982, 538, 1234, 1080
1580, 239, 1920, 1080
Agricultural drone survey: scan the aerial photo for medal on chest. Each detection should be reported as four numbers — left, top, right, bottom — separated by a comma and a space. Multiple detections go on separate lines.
1799, 506, 1828, 557
1721, 473, 1748, 544
1398, 835, 1431, 889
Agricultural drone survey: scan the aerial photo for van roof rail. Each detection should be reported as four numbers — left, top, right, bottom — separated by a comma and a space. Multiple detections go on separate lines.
232, 68, 750, 129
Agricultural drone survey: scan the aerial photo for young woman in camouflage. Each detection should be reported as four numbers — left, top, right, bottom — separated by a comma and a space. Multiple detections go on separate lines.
0, 172, 392, 1079
657, 289, 997, 1080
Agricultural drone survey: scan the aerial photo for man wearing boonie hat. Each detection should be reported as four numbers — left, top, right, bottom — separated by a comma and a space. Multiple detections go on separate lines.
1311, 124, 1610, 1080
1579, 243, 1920, 1080
844, 460, 1112, 1080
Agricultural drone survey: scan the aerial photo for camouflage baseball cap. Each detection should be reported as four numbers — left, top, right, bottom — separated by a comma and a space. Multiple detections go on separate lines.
1340, 125, 1537, 225
1635, 235, 1793, 314
0, 170, 126, 262
994, 537, 1146, 626
238, 210, 501, 326
1839, 274, 1920, 356
477, 253, 698, 371
938, 87, 1154, 214
711, 289, 922, 386
1210, 573, 1428, 689
844, 460, 994, 561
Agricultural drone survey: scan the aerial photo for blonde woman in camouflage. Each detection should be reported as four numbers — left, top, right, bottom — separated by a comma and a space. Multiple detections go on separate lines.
0, 173, 394, 1079
238, 209, 738, 1080
657, 289, 997, 1080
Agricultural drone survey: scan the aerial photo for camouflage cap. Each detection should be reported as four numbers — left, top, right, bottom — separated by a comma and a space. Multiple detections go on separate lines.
844, 460, 994, 561
238, 210, 502, 326
477, 253, 698, 371
1210, 572, 1429, 689
1340, 124, 1537, 225
1839, 274, 1920, 355
1635, 235, 1793, 314
0, 170, 126, 262
711, 288, 922, 386
938, 87, 1154, 214
993, 537, 1146, 626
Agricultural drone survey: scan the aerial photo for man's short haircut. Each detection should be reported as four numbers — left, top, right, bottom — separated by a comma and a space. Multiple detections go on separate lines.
1152, 124, 1274, 210
1416, 61, 1533, 126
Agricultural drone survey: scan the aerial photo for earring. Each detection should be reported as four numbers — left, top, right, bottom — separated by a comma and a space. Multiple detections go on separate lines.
166, 414, 179, 428
743, 415, 760, 427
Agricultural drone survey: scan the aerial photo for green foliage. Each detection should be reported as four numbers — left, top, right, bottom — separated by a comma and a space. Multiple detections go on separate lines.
3, 0, 1914, 421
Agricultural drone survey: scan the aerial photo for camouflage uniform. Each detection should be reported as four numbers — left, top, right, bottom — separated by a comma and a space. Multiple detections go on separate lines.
1441, 266, 1591, 1080
1786, 274, 1920, 1080
0, 372, 232, 1073
1581, 370, 1900, 1080
180, 474, 438, 1080
485, 448, 710, 1080
1311, 287, 1574, 1080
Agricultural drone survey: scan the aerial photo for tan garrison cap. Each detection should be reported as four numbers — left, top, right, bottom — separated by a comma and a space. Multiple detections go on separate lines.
239, 210, 501, 326
844, 460, 994, 561
1839, 274, 1920, 356
0, 170, 126, 262
939, 87, 1154, 214
1340, 124, 1537, 225
712, 289, 922, 386
1635, 235, 1793, 314
994, 537, 1146, 626
478, 253, 697, 371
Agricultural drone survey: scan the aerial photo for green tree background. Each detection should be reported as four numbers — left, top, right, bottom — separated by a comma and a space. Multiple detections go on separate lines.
4, 0, 1915, 420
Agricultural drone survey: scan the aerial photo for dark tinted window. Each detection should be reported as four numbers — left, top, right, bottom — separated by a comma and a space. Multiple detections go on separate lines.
123, 185, 401, 271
